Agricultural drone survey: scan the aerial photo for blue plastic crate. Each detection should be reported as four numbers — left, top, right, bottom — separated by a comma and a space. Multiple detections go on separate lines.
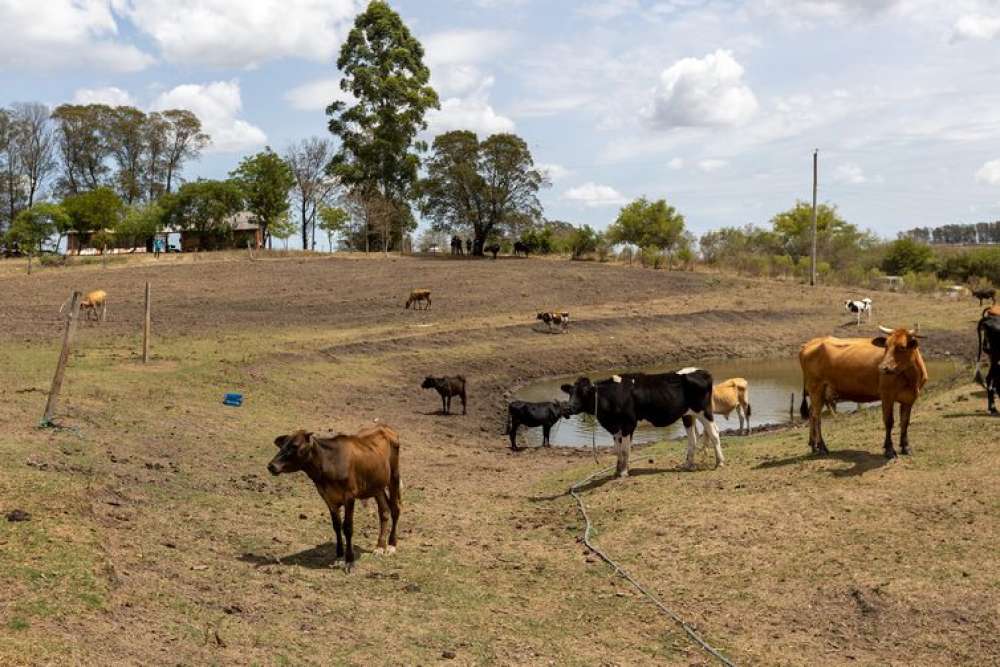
223, 393, 244, 407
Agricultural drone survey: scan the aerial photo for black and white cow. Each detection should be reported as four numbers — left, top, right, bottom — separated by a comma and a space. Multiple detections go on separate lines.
536, 311, 570, 333
504, 400, 570, 450
976, 309, 1000, 414
560, 368, 723, 477
845, 297, 872, 327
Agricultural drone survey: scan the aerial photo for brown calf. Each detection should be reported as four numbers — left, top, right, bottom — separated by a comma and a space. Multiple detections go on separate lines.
405, 289, 431, 310
421, 375, 467, 414
268, 424, 401, 570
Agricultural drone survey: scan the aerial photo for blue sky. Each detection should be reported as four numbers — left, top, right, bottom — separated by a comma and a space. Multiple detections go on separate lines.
3, 0, 1000, 241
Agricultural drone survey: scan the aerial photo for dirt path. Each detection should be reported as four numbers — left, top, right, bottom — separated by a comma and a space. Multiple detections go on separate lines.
0, 254, 994, 666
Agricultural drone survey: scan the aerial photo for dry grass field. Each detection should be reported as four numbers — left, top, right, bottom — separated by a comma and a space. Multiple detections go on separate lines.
0, 252, 997, 666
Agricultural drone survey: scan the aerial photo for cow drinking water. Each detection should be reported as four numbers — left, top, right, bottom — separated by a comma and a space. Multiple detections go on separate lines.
504, 400, 570, 450
561, 368, 723, 476
268, 424, 402, 570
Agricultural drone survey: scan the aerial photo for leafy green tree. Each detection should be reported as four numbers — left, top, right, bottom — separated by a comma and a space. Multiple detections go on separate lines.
62, 187, 124, 241
607, 197, 686, 257
51, 104, 114, 195
568, 225, 602, 259
771, 201, 853, 264
317, 205, 349, 251
230, 148, 294, 247
269, 213, 297, 249
882, 238, 935, 275
419, 131, 545, 254
8, 203, 68, 253
116, 202, 165, 252
326, 0, 439, 251
160, 110, 209, 194
161, 180, 244, 250
106, 106, 148, 204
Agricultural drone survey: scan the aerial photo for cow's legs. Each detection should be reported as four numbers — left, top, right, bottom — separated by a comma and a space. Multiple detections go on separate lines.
737, 406, 746, 435
386, 489, 400, 552
682, 414, 698, 470
988, 363, 998, 414
808, 389, 829, 454
542, 423, 551, 447
442, 394, 449, 414
329, 505, 344, 559
698, 413, 725, 468
509, 419, 520, 450
373, 492, 390, 553
461, 390, 467, 415
881, 400, 897, 459
612, 433, 626, 477
343, 499, 356, 570
899, 402, 913, 455
620, 433, 632, 477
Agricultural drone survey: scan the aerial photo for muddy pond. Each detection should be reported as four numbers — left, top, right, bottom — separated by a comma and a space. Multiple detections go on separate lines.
513, 357, 961, 449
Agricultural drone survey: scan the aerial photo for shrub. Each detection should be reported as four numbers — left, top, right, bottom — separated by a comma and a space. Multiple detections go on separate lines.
882, 238, 934, 275
640, 245, 664, 269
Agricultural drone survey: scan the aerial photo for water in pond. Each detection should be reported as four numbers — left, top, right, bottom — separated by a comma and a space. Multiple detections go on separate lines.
512, 357, 961, 449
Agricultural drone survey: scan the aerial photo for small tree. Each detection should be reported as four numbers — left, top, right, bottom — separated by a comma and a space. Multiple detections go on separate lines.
607, 197, 686, 263
62, 187, 125, 252
160, 180, 244, 250
230, 148, 295, 247
8, 203, 67, 254
116, 202, 164, 252
270, 214, 297, 250
882, 238, 934, 275
317, 205, 349, 251
569, 225, 602, 259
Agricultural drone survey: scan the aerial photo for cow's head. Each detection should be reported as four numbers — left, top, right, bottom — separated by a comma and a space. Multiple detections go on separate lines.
268, 431, 314, 475
560, 377, 595, 415
536, 312, 548, 321
874, 326, 922, 376
421, 376, 439, 389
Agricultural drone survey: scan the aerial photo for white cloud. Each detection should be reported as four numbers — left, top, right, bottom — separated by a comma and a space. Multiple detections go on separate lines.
537, 163, 571, 182
952, 14, 1000, 41
698, 159, 728, 172
562, 182, 628, 207
975, 159, 1000, 185
668, 157, 685, 169
426, 76, 515, 136
577, 0, 640, 20
152, 81, 266, 153
0, 1, 153, 72
433, 64, 490, 98
833, 162, 868, 184
284, 78, 353, 112
423, 30, 514, 67
754, 0, 901, 25
72, 87, 137, 107
111, 0, 361, 68
643, 50, 758, 129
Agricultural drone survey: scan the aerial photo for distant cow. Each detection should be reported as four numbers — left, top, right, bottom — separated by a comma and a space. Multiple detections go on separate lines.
421, 375, 467, 415
513, 241, 530, 257
405, 289, 431, 310
561, 368, 723, 476
505, 400, 569, 450
800, 326, 928, 458
976, 308, 1000, 414
844, 298, 872, 327
973, 287, 997, 306
536, 311, 569, 333
451, 236, 463, 255
61, 289, 108, 322
711, 378, 751, 434
268, 424, 402, 570
486, 243, 500, 259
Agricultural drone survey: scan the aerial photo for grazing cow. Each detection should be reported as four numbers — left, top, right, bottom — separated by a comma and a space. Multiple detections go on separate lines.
710, 378, 752, 435
844, 298, 872, 327
486, 243, 500, 259
513, 241, 530, 257
976, 308, 1000, 414
505, 400, 570, 450
973, 287, 997, 306
799, 326, 928, 458
268, 424, 402, 570
405, 289, 431, 310
561, 368, 723, 476
61, 290, 108, 322
536, 311, 570, 333
421, 375, 467, 415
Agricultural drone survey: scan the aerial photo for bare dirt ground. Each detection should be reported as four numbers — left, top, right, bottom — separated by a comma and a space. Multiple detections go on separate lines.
0, 252, 996, 666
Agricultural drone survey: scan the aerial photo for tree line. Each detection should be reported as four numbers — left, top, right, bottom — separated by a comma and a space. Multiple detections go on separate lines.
900, 222, 1000, 245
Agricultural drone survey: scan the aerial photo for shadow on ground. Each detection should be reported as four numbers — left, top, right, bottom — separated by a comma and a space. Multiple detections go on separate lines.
755, 449, 891, 477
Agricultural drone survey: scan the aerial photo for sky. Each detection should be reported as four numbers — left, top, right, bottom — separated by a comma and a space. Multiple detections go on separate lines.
3, 0, 1000, 241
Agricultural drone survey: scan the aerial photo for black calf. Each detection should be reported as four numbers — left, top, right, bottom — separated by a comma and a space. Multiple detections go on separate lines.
505, 400, 569, 450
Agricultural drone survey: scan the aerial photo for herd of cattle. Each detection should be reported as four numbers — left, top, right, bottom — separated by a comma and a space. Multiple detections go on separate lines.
61, 282, 999, 568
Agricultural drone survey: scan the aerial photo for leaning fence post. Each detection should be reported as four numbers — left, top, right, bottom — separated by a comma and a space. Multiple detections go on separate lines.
42, 291, 82, 427
142, 282, 151, 363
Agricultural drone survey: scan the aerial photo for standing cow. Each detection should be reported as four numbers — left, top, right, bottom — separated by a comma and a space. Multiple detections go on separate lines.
976, 307, 1000, 414
421, 375, 467, 415
800, 326, 928, 458
972, 287, 996, 306
505, 400, 569, 450
844, 298, 872, 327
561, 369, 723, 476
268, 424, 402, 570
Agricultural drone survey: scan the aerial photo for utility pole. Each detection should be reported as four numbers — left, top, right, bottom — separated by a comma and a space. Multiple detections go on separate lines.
810, 149, 818, 287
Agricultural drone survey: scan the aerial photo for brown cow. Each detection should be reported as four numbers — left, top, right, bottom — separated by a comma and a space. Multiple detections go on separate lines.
268, 424, 401, 570
421, 375, 467, 414
61, 289, 107, 322
799, 327, 928, 458
712, 378, 751, 434
405, 289, 431, 310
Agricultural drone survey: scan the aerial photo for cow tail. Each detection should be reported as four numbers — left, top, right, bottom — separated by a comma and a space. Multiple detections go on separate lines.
389, 431, 402, 508
799, 383, 810, 420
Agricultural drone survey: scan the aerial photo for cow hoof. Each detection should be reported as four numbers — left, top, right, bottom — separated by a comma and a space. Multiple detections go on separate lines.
900, 448, 911, 456
617, 470, 629, 479
386, 546, 396, 555
884, 450, 898, 460
715, 460, 725, 469
682, 462, 696, 472
344, 562, 354, 574
373, 547, 386, 556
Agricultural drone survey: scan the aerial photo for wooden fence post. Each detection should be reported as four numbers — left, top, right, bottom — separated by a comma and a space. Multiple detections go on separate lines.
42, 291, 82, 427
142, 282, 151, 363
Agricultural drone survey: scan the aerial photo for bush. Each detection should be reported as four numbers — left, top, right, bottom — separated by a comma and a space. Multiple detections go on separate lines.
882, 238, 934, 275
569, 225, 602, 259
640, 245, 664, 269
618, 246, 635, 264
